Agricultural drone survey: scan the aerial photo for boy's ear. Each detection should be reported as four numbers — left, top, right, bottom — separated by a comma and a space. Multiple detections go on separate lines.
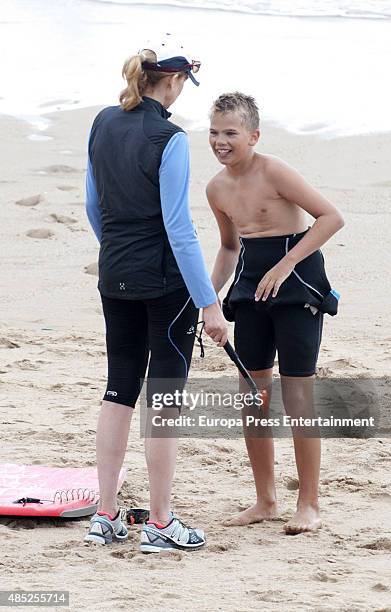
249, 128, 260, 146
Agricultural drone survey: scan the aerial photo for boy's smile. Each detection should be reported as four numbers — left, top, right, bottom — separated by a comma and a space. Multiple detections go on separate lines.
215, 147, 232, 160
209, 111, 259, 167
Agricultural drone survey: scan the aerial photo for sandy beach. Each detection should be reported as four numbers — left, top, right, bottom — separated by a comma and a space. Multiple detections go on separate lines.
0, 107, 390, 611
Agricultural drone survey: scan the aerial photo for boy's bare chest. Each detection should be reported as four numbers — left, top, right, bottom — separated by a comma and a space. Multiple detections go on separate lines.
217, 177, 301, 235
220, 181, 285, 222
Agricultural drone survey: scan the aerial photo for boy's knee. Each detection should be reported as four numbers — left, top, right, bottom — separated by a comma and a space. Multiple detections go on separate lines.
281, 375, 315, 417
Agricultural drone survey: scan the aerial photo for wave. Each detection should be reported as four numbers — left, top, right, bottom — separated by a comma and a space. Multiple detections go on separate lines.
87, 0, 391, 20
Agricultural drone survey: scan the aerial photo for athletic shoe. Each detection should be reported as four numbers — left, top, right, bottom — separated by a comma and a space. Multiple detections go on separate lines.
140, 513, 205, 553
84, 508, 128, 545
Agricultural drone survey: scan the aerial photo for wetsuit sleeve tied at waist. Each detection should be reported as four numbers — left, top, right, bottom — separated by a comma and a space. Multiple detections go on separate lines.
159, 132, 217, 309
85, 156, 102, 243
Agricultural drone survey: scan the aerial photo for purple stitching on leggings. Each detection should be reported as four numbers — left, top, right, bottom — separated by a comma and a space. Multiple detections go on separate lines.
167, 296, 192, 380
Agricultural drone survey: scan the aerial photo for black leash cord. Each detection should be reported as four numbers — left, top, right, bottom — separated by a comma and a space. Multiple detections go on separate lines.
195, 321, 205, 358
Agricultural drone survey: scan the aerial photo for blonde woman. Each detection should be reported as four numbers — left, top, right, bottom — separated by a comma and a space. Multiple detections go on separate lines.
85, 37, 227, 552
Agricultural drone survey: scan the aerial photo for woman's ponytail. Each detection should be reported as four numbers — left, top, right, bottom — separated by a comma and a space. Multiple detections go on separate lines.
119, 53, 148, 111
119, 48, 182, 111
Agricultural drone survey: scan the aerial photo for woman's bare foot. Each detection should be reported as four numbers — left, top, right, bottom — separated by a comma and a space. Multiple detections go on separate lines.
283, 503, 321, 535
223, 501, 278, 527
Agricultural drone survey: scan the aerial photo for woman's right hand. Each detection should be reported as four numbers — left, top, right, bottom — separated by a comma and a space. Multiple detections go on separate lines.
202, 301, 228, 347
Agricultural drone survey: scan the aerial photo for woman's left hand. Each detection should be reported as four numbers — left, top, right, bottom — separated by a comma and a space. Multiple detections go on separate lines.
255, 260, 295, 302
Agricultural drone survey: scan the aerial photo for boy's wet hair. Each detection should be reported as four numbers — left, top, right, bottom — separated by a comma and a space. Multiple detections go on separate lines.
210, 92, 260, 131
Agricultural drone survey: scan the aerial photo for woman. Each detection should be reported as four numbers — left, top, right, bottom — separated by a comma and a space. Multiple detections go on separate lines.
84, 37, 227, 552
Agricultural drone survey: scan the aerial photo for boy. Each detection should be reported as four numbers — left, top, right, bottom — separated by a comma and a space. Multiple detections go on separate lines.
207, 92, 344, 534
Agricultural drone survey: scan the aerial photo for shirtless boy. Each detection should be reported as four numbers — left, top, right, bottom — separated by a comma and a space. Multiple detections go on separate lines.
207, 92, 344, 534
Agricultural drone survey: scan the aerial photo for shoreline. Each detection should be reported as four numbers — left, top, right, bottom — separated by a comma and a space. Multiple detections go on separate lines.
4, 107, 391, 141
2, 1, 391, 138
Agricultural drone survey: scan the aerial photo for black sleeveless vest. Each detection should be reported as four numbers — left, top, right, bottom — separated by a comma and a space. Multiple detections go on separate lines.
88, 97, 186, 299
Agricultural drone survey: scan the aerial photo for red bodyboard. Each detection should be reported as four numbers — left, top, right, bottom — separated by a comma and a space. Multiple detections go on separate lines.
0, 463, 126, 518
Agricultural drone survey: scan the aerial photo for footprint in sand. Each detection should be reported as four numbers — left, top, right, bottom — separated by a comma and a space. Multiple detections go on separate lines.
110, 550, 137, 560
15, 194, 43, 207
372, 583, 390, 592
0, 337, 20, 349
208, 542, 238, 553
85, 262, 98, 276
249, 590, 284, 603
42, 545, 75, 560
201, 456, 223, 465
327, 476, 370, 491
49, 213, 77, 225
42, 165, 80, 174
312, 571, 338, 583
323, 358, 362, 370
26, 228, 54, 239
49, 383, 64, 390
361, 538, 391, 551
213, 444, 233, 454
13, 359, 42, 370
57, 185, 78, 191
317, 358, 368, 377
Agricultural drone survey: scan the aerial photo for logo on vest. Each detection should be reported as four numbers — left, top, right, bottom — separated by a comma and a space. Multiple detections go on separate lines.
119, 282, 126, 290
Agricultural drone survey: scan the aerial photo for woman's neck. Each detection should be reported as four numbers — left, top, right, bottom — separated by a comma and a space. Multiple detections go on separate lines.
143, 90, 167, 108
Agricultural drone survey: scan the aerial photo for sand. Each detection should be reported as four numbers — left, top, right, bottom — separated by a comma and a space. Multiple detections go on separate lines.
0, 107, 390, 612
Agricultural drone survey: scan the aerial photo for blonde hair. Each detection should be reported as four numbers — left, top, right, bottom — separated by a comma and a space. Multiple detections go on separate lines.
119, 49, 184, 111
210, 92, 260, 131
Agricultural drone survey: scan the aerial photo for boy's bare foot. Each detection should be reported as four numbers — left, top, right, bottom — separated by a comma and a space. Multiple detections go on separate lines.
283, 504, 321, 535
223, 501, 278, 526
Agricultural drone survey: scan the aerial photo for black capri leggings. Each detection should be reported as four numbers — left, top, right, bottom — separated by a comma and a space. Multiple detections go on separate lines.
101, 287, 199, 408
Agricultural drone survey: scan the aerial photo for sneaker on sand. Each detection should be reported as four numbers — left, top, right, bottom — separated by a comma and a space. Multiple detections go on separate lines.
140, 513, 205, 553
84, 508, 128, 545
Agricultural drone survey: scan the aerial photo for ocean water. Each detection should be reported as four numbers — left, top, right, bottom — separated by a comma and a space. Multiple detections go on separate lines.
90, 0, 391, 19
1, 0, 391, 136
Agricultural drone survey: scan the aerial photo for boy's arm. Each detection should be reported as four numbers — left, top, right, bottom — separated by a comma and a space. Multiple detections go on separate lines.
206, 180, 241, 295
255, 158, 345, 302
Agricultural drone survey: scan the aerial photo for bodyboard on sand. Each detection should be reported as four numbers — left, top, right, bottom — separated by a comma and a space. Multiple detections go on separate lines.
0, 463, 126, 518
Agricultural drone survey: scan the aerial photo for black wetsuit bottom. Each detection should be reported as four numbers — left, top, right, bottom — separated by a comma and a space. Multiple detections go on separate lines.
225, 230, 330, 377
234, 301, 323, 376
100, 287, 198, 408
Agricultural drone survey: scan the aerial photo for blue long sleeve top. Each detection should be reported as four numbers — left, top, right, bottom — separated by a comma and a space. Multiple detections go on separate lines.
85, 131, 216, 309
85, 157, 101, 243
